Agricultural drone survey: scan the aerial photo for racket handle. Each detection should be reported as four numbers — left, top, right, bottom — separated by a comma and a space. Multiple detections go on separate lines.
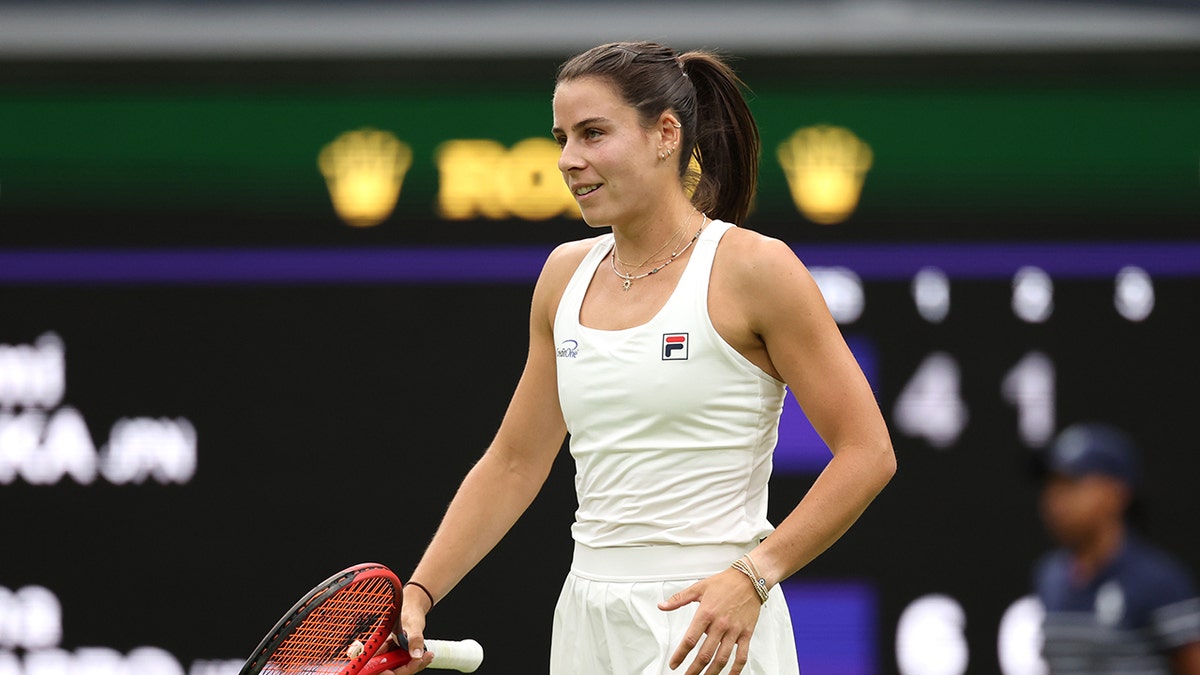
361, 638, 483, 674
426, 639, 484, 672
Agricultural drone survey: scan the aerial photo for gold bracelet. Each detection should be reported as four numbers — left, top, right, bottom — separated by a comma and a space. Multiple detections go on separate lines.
731, 556, 769, 604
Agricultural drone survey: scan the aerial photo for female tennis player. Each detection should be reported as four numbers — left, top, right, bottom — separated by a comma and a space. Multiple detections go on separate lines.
383, 41, 896, 675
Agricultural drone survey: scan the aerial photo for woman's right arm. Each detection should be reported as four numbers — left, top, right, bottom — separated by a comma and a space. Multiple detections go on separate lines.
393, 241, 586, 664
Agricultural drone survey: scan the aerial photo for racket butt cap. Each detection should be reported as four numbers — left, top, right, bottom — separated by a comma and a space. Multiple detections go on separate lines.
426, 638, 484, 673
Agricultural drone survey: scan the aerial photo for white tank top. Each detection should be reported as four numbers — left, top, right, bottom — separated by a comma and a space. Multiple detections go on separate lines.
553, 219, 787, 548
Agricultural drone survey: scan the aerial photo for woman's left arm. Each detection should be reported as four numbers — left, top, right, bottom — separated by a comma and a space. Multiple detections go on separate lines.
734, 234, 896, 585
661, 231, 895, 675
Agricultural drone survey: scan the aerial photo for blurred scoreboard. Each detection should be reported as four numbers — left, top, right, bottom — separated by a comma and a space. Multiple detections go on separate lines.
1, 55, 1197, 243
0, 53, 1198, 675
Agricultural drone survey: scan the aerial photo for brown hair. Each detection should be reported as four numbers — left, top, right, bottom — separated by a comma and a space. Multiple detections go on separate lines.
556, 41, 761, 226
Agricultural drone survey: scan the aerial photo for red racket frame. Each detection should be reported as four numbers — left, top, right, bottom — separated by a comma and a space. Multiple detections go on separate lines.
240, 562, 402, 675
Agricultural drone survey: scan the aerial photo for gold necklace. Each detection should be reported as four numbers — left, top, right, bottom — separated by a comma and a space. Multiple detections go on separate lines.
614, 222, 687, 270
610, 214, 708, 291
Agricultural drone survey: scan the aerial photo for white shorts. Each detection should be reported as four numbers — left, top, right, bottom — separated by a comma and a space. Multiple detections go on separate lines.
549, 543, 800, 675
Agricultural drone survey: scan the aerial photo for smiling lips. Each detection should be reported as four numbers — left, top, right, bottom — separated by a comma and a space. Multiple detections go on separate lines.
574, 184, 602, 197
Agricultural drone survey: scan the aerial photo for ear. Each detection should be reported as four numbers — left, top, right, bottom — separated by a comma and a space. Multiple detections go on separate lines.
656, 111, 683, 151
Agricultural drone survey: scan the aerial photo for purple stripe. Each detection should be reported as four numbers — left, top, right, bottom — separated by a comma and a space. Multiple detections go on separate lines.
0, 242, 1197, 284
793, 241, 1200, 280
0, 247, 554, 285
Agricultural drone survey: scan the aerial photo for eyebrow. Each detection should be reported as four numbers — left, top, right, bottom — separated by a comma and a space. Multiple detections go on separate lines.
551, 116, 611, 136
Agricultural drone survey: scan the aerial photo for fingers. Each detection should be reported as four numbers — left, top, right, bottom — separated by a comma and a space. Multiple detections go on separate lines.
393, 594, 433, 672
693, 636, 730, 675
669, 609, 724, 673
668, 626, 702, 670
674, 618, 747, 675
398, 600, 429, 658
373, 651, 434, 675
662, 580, 706, 668
675, 632, 751, 675
728, 636, 750, 675
368, 637, 437, 675
663, 571, 761, 674
387, 649, 435, 674
405, 634, 427, 661
658, 584, 702, 612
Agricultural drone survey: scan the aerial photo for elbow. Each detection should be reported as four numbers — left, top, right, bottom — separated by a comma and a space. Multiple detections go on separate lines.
882, 446, 897, 484
874, 438, 897, 489
828, 435, 895, 493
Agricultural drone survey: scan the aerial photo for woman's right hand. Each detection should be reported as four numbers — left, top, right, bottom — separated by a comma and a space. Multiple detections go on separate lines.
374, 584, 436, 674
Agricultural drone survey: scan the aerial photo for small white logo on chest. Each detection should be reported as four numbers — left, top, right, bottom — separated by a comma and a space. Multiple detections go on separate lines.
557, 339, 579, 358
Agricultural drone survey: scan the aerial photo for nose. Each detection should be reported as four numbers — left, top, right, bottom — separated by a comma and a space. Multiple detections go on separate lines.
557, 137, 585, 174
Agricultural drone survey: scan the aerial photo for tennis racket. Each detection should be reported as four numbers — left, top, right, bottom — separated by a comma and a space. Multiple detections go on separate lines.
239, 562, 483, 674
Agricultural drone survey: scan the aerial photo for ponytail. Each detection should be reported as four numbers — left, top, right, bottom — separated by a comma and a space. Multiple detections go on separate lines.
556, 42, 761, 225
678, 51, 760, 226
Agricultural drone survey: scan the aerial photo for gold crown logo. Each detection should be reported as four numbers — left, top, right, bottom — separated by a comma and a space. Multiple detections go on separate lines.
777, 125, 873, 225
318, 128, 413, 228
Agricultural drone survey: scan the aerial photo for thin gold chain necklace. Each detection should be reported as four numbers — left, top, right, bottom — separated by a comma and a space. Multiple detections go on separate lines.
610, 213, 708, 291
614, 221, 687, 270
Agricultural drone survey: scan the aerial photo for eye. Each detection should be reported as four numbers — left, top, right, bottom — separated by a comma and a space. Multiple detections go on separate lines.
585, 128, 603, 140
553, 134, 567, 148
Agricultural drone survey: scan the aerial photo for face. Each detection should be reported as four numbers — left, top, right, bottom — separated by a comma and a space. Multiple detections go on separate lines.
551, 77, 669, 228
1040, 473, 1127, 549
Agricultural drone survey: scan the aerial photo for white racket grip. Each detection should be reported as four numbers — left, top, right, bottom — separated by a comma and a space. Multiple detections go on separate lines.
426, 639, 483, 672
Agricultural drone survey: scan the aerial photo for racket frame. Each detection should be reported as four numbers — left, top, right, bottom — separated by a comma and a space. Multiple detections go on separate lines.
239, 562, 400, 675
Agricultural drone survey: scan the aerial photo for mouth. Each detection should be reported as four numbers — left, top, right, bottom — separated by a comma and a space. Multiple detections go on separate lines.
573, 184, 602, 198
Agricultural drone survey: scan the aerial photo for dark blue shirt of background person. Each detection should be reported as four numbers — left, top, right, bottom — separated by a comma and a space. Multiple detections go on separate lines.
1034, 422, 1200, 674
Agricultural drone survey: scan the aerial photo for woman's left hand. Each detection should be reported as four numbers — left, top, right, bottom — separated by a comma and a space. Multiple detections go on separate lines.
658, 567, 763, 675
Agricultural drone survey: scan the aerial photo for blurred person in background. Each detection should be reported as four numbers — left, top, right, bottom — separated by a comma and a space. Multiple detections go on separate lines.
1035, 422, 1200, 674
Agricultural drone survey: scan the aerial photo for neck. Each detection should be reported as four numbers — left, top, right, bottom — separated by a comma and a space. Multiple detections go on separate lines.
611, 202, 703, 263
1069, 521, 1126, 583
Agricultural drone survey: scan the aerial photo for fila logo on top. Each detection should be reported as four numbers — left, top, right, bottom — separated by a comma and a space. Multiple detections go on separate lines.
662, 333, 689, 361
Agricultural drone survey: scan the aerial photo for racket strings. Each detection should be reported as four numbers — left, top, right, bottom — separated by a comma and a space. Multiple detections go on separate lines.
264, 576, 397, 674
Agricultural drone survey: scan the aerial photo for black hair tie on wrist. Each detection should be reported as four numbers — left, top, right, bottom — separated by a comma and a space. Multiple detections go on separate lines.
406, 581, 436, 609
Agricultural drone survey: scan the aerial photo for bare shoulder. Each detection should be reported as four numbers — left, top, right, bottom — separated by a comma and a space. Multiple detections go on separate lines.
542, 236, 602, 279
713, 226, 808, 290
712, 226, 830, 335
708, 226, 826, 378
530, 235, 606, 325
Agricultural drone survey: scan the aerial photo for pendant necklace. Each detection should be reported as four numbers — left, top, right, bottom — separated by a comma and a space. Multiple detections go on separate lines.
610, 213, 708, 291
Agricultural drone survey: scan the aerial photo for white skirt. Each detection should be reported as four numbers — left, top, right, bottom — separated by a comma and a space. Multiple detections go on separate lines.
550, 543, 801, 675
